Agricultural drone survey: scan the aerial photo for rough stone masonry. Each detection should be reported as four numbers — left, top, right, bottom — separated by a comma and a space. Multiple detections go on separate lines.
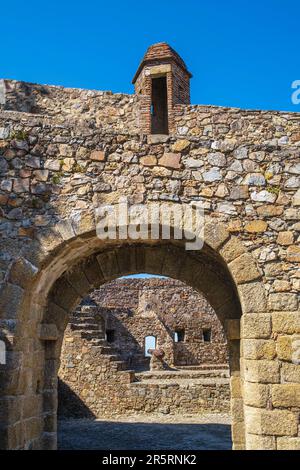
58, 278, 230, 418
0, 42, 299, 450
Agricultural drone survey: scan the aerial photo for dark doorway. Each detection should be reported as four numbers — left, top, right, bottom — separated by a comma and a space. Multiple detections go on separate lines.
151, 76, 168, 134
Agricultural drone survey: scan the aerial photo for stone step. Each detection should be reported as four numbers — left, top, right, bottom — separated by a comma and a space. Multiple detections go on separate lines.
113, 361, 128, 371
131, 376, 230, 387
72, 316, 104, 323
134, 369, 229, 381
81, 331, 105, 340
70, 323, 100, 331
176, 364, 229, 371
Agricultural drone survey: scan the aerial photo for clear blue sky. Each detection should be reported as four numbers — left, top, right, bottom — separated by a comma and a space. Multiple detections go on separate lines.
1, 0, 299, 112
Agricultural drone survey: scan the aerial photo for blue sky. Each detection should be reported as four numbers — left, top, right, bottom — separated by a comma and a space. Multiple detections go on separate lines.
1, 0, 299, 112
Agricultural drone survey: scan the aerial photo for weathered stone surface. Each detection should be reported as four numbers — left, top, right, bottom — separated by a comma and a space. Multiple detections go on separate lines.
13, 178, 30, 193
244, 360, 280, 383
239, 284, 267, 314
286, 245, 300, 262
272, 312, 300, 334
251, 190, 276, 203
0, 283, 24, 319
38, 324, 59, 341
229, 186, 249, 200
159, 153, 181, 169
268, 293, 298, 311
276, 335, 300, 361
90, 150, 105, 162
171, 139, 190, 152
140, 155, 157, 166
242, 314, 271, 339
207, 152, 226, 167
220, 237, 246, 263
277, 437, 300, 450
277, 231, 294, 245
245, 407, 298, 436
243, 339, 276, 360
281, 362, 300, 383
292, 188, 300, 206
203, 167, 222, 182
245, 220, 267, 233
243, 382, 269, 408
243, 173, 266, 186
271, 384, 300, 408
257, 205, 284, 217
229, 253, 261, 284
246, 434, 276, 450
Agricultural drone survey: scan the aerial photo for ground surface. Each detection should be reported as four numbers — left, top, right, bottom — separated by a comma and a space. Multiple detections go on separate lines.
58, 413, 232, 450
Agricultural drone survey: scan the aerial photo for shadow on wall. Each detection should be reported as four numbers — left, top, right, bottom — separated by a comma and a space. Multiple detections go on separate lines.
1, 80, 51, 113
58, 379, 96, 420
57, 418, 232, 450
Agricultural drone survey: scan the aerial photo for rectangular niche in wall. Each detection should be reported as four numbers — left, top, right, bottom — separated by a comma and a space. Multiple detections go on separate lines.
174, 329, 185, 343
151, 76, 169, 135
202, 328, 212, 342
106, 329, 115, 343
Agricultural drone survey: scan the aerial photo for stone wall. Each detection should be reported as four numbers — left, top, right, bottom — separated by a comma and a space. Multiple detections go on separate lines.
88, 278, 228, 368
58, 312, 230, 419
0, 79, 140, 133
0, 48, 300, 449
58, 278, 229, 418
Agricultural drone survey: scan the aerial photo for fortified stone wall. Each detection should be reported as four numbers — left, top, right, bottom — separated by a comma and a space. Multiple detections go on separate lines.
0, 101, 299, 292
0, 79, 140, 133
0, 43, 300, 449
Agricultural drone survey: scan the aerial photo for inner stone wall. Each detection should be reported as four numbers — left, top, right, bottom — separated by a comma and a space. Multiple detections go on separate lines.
88, 278, 228, 368
58, 278, 229, 418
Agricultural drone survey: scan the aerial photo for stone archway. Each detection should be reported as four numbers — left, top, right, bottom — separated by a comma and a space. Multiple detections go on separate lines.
1, 218, 269, 450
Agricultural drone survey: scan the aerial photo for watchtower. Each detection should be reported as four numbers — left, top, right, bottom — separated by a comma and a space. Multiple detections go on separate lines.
132, 42, 192, 135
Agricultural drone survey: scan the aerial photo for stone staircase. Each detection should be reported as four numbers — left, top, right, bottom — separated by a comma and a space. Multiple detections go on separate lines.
69, 307, 131, 374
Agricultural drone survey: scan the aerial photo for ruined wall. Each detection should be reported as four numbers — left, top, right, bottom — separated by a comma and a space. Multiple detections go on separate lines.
58, 278, 229, 418
89, 278, 228, 367
59, 335, 230, 419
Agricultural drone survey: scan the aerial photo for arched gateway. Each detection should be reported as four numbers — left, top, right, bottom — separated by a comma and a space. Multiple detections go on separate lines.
0, 43, 299, 450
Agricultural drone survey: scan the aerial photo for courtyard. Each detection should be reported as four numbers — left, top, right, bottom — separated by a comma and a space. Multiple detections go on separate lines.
58, 414, 232, 450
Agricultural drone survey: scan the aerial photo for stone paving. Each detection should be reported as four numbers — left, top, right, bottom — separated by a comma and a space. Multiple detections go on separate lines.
58, 413, 232, 450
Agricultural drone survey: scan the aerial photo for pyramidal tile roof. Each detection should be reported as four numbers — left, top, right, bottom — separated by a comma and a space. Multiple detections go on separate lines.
132, 42, 192, 83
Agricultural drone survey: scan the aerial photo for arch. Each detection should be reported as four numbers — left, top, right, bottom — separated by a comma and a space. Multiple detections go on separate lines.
1, 219, 266, 450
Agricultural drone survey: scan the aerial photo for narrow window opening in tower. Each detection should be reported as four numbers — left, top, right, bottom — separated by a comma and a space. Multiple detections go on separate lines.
151, 76, 168, 134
